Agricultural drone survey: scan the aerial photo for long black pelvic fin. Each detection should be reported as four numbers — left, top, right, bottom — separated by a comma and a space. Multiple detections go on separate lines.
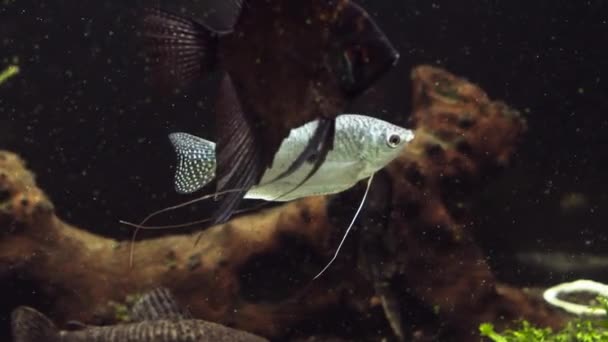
140, 7, 223, 89
264, 117, 336, 201
211, 73, 264, 225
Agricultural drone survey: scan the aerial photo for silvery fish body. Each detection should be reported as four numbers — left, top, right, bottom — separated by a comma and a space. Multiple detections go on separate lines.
11, 288, 267, 342
170, 114, 414, 201
141, 1, 400, 224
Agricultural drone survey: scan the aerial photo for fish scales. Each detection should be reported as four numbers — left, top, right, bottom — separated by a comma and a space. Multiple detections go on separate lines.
57, 320, 245, 341
13, 313, 268, 342
12, 288, 268, 342
251, 115, 391, 200
92, 321, 139, 342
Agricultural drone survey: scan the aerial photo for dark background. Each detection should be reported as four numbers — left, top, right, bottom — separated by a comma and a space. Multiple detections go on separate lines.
0, 0, 607, 335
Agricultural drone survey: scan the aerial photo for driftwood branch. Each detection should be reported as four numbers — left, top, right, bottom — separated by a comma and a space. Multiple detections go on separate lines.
0, 65, 564, 341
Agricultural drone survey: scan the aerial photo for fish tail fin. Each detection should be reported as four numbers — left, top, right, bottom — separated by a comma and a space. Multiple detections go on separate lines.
141, 7, 222, 89
168, 132, 217, 194
11, 306, 60, 342
210, 73, 264, 225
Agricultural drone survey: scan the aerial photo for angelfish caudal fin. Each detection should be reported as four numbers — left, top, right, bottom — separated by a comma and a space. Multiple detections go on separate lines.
169, 132, 216, 194
140, 7, 224, 89
11, 306, 60, 342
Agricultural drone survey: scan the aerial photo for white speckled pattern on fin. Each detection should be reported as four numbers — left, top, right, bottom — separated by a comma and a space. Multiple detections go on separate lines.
168, 133, 216, 194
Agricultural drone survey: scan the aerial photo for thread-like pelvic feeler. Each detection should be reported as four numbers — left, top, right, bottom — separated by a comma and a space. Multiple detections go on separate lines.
125, 188, 248, 268
313, 173, 375, 280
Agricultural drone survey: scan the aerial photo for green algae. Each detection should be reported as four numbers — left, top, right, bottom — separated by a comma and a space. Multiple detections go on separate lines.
480, 297, 608, 342
107, 292, 143, 323
0, 65, 19, 85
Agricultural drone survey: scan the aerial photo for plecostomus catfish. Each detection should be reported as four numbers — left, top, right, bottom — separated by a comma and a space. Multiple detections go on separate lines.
11, 288, 268, 342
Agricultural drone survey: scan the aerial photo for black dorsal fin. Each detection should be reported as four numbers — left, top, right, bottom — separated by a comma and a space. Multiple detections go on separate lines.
264, 117, 335, 199
211, 73, 264, 224
130, 288, 192, 321
140, 7, 221, 90
11, 306, 60, 342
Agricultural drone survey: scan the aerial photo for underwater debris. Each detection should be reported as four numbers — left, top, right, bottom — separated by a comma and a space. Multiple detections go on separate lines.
107, 292, 143, 323
559, 192, 590, 214
0, 64, 19, 85
0, 66, 563, 341
514, 251, 608, 281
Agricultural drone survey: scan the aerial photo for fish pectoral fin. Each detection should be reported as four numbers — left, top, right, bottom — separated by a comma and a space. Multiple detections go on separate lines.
211, 73, 264, 224
11, 306, 60, 342
169, 132, 216, 194
140, 7, 221, 90
131, 287, 193, 321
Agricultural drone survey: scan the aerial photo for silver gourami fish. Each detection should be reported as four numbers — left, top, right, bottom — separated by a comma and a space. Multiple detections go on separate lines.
11, 288, 267, 342
141, 2, 399, 225
169, 114, 414, 202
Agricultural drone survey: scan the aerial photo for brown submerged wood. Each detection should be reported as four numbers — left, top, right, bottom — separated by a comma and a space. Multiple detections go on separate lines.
0, 66, 564, 341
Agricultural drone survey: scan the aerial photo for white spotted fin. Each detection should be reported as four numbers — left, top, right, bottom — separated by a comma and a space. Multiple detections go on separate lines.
168, 133, 216, 194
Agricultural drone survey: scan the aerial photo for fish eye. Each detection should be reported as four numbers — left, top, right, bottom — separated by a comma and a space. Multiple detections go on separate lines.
387, 134, 401, 148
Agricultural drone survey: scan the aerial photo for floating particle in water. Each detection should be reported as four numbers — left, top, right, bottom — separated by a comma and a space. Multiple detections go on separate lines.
560, 192, 589, 214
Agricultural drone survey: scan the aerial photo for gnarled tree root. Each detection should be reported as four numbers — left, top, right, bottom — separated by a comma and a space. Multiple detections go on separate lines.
0, 65, 564, 341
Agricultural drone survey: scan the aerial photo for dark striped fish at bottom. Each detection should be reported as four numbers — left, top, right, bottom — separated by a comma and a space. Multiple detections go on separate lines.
11, 288, 267, 342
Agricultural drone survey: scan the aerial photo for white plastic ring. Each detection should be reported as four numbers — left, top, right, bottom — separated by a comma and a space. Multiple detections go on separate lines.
543, 279, 608, 316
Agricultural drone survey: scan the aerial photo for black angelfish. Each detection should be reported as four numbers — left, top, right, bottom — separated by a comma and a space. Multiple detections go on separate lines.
140, 0, 399, 224
11, 288, 268, 342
